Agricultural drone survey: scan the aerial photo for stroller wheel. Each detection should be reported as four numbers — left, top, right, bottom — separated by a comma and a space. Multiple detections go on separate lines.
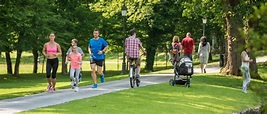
169, 79, 174, 86
185, 83, 190, 88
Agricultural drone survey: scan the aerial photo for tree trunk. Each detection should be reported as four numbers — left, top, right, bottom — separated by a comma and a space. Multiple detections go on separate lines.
145, 28, 161, 71
5, 51, 12, 74
61, 49, 67, 74
32, 49, 38, 73
209, 53, 213, 61
145, 45, 157, 71
244, 19, 261, 79
221, 0, 245, 75
14, 49, 22, 76
250, 53, 261, 79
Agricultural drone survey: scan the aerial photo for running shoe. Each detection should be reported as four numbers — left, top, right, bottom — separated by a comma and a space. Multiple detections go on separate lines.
242, 87, 247, 93
92, 84, 98, 88
46, 84, 52, 92
50, 88, 56, 92
71, 81, 75, 89
75, 86, 79, 92
100, 75, 105, 83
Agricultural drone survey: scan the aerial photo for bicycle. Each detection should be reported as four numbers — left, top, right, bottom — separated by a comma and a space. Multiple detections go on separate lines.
129, 61, 139, 88
128, 53, 145, 88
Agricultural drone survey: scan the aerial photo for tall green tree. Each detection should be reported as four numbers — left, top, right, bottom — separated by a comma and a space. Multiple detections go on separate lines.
53, 0, 102, 74
90, 0, 189, 71
220, 0, 265, 78
0, 0, 17, 74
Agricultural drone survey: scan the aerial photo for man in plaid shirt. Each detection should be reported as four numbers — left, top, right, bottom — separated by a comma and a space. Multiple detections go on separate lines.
125, 29, 146, 80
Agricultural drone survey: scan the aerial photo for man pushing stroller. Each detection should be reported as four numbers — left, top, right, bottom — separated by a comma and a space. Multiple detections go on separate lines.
168, 33, 195, 87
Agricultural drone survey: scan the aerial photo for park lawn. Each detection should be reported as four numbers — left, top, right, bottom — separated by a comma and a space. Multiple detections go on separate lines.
0, 70, 128, 100
20, 74, 264, 114
258, 62, 267, 80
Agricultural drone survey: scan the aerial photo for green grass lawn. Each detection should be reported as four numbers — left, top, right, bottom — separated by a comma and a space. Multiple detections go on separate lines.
0, 51, 172, 74
19, 74, 264, 114
1, 51, 267, 113
0, 70, 128, 100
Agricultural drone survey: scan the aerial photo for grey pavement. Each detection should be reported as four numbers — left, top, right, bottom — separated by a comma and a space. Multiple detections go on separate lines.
256, 56, 267, 63
0, 56, 266, 114
0, 74, 173, 114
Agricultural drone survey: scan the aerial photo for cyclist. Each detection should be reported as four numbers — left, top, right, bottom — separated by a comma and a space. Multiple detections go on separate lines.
125, 29, 146, 81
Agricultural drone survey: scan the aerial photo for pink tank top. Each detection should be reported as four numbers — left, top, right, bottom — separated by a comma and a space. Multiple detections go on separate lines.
46, 44, 57, 54
69, 52, 82, 69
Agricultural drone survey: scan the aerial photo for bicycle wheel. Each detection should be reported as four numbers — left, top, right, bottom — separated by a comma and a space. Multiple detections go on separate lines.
136, 77, 140, 87
130, 77, 134, 88
129, 68, 135, 88
169, 79, 174, 86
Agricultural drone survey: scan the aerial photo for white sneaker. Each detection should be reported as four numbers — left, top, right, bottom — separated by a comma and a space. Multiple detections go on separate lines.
242, 87, 247, 93
75, 86, 79, 92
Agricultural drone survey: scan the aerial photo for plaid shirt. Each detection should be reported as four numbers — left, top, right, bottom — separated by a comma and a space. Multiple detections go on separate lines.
125, 36, 141, 58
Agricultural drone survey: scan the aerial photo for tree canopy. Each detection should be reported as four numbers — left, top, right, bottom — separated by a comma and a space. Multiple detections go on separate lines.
0, 0, 266, 76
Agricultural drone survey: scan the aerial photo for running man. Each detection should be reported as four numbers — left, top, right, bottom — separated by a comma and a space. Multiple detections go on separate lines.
88, 29, 108, 88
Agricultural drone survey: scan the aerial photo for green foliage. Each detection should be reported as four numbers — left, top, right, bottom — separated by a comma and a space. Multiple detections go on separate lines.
1, 0, 267, 74
248, 2, 267, 50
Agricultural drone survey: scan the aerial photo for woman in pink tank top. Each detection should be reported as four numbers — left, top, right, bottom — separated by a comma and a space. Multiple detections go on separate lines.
42, 32, 62, 92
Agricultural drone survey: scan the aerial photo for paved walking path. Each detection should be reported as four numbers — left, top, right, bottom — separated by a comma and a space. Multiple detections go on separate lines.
0, 56, 266, 114
0, 74, 173, 114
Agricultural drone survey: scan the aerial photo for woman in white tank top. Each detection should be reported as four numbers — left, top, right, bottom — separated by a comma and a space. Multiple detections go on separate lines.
240, 48, 253, 93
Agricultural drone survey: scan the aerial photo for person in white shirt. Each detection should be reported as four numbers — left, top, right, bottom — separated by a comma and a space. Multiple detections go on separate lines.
197, 36, 210, 73
240, 47, 253, 93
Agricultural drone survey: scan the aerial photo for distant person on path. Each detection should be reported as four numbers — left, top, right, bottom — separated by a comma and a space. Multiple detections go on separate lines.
67, 45, 82, 92
169, 36, 182, 65
88, 29, 108, 88
65, 39, 84, 89
181, 32, 195, 60
42, 32, 62, 92
240, 47, 253, 93
125, 29, 146, 81
197, 36, 210, 73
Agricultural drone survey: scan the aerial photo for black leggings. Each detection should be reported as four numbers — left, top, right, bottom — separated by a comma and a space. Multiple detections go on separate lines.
46, 58, 59, 79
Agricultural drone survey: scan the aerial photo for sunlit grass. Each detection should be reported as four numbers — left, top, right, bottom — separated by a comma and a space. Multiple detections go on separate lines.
258, 62, 267, 80
20, 74, 264, 114
0, 70, 127, 100
1, 51, 267, 113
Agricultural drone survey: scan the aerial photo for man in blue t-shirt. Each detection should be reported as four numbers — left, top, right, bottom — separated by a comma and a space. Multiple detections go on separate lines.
88, 29, 108, 88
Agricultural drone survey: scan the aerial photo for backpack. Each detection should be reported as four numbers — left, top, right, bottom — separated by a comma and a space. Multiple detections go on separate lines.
172, 43, 180, 54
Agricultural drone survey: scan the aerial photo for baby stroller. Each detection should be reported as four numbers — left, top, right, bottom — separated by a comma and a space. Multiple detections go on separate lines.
169, 55, 193, 87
